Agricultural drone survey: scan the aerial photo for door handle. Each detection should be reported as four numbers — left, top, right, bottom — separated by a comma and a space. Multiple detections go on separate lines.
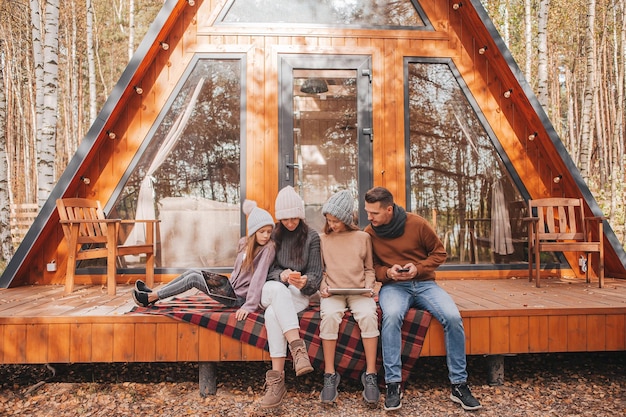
363, 127, 373, 141
285, 155, 300, 181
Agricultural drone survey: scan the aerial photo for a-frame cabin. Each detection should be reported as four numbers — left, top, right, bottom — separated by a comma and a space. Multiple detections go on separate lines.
1, 0, 625, 373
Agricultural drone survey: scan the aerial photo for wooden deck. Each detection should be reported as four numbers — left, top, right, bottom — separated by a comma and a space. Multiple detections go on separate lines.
1, 278, 625, 366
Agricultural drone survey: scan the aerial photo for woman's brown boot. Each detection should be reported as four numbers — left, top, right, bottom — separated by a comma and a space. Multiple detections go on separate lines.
288, 339, 314, 376
260, 370, 286, 409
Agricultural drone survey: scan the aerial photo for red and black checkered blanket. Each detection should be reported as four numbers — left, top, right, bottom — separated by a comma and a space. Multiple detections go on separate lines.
131, 296, 431, 381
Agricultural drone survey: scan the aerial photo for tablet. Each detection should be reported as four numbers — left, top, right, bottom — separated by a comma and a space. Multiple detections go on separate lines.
327, 288, 373, 295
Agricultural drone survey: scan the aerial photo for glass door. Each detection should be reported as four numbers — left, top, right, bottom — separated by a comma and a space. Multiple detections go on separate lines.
279, 55, 372, 230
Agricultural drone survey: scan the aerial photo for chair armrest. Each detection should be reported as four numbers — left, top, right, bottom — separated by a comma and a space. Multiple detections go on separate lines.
522, 216, 539, 223
60, 219, 120, 224
584, 216, 606, 222
121, 219, 161, 224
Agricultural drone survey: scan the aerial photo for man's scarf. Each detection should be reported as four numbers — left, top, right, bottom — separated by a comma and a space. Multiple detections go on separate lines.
371, 204, 407, 238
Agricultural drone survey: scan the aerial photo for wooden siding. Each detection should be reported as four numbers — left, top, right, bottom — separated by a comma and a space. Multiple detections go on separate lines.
7, 0, 625, 290
1, 278, 624, 365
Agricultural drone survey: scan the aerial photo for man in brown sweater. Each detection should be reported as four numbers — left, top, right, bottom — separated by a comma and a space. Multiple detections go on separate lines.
363, 187, 481, 412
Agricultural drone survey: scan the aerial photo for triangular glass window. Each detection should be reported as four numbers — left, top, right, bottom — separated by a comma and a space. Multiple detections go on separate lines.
405, 59, 533, 267
111, 57, 244, 271
219, 0, 430, 29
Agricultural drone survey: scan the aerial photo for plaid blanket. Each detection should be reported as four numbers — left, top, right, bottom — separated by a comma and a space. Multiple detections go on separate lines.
131, 296, 431, 381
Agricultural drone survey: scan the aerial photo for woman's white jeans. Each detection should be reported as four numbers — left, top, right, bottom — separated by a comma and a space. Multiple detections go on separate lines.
261, 280, 310, 358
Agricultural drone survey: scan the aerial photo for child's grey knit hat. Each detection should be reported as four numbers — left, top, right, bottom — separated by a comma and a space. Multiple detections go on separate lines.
322, 190, 355, 225
243, 200, 274, 236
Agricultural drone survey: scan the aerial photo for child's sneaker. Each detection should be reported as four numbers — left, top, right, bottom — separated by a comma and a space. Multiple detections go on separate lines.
320, 372, 340, 403
132, 289, 151, 307
135, 279, 152, 293
361, 372, 380, 405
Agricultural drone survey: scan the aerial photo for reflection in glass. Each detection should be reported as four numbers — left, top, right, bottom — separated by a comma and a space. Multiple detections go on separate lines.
112, 59, 242, 269
221, 0, 425, 28
407, 62, 527, 265
293, 70, 359, 232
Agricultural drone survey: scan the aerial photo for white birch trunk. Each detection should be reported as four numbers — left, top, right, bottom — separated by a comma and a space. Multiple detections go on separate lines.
536, 0, 550, 108
68, 0, 80, 156
128, 0, 135, 61
30, 0, 43, 153
35, 0, 60, 208
579, 0, 597, 179
524, 0, 533, 82
87, 0, 97, 123
0, 48, 15, 262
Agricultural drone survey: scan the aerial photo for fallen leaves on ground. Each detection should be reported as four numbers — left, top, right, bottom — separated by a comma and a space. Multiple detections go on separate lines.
0, 352, 624, 416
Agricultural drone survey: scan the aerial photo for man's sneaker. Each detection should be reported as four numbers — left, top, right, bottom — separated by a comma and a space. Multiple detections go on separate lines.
361, 372, 380, 405
383, 382, 402, 411
450, 383, 482, 410
131, 289, 154, 307
135, 279, 152, 293
320, 372, 340, 403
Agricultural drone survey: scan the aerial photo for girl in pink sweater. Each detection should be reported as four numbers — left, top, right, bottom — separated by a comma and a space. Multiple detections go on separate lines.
132, 200, 275, 322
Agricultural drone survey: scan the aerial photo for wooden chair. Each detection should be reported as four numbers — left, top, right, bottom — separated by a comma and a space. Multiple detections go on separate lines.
526, 197, 604, 288
56, 198, 158, 295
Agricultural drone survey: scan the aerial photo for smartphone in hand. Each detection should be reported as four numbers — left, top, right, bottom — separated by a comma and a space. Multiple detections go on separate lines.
397, 268, 410, 273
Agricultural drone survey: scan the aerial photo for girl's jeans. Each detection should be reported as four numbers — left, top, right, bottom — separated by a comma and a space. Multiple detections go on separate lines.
157, 269, 211, 299
156, 269, 241, 307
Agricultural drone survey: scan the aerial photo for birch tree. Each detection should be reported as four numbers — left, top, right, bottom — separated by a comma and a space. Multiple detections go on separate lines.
536, 0, 550, 108
87, 0, 97, 122
578, 0, 596, 179
524, 0, 533, 82
0, 42, 15, 263
30, 0, 44, 172
128, 0, 135, 61
31, 0, 60, 208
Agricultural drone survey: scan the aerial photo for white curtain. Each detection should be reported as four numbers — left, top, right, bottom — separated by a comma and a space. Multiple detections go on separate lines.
490, 180, 514, 255
124, 78, 206, 248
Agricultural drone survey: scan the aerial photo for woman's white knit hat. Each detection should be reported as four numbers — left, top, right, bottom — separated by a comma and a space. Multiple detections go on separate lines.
243, 200, 274, 236
274, 186, 305, 220
322, 190, 355, 225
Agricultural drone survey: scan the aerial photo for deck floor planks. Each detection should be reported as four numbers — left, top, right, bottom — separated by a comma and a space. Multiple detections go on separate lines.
23, 290, 111, 318
441, 280, 518, 310
65, 287, 137, 317
443, 278, 625, 315
0, 278, 624, 319
465, 279, 573, 308
1, 278, 624, 364
0, 286, 65, 314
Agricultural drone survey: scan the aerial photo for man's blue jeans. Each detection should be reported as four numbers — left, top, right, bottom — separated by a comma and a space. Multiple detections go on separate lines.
378, 280, 468, 384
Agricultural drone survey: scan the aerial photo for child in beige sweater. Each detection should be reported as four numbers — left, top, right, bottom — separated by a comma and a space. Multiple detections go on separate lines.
318, 190, 380, 406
